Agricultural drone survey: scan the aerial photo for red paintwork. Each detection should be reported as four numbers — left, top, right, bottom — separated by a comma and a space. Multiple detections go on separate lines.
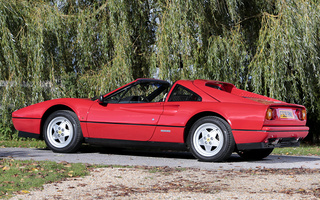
86, 102, 164, 140
12, 98, 95, 138
11, 118, 41, 134
12, 79, 309, 147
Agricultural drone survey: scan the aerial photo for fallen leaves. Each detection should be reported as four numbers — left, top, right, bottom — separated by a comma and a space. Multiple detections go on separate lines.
239, 167, 320, 175
77, 183, 87, 187
279, 187, 320, 197
0, 159, 95, 199
68, 171, 74, 177
31, 168, 38, 172
2, 158, 320, 199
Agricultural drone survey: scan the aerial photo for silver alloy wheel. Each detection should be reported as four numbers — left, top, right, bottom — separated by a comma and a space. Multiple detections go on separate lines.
192, 123, 224, 157
46, 116, 74, 148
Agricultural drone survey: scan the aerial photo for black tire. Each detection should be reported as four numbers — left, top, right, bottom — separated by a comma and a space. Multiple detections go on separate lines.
43, 110, 83, 153
187, 116, 235, 162
237, 148, 274, 160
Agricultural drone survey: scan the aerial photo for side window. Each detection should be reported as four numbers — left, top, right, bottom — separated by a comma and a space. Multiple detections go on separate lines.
168, 85, 202, 102
104, 82, 169, 103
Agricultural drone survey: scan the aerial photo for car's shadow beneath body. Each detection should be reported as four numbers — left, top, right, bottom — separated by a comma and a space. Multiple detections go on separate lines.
74, 144, 320, 164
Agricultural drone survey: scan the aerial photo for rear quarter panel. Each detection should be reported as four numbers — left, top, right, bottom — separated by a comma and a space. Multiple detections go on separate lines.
150, 100, 268, 143
158, 101, 267, 130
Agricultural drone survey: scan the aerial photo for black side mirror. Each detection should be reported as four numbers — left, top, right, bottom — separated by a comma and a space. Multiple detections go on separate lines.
97, 95, 104, 104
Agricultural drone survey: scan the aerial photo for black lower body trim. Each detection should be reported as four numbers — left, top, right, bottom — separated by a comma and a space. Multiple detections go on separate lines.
84, 138, 187, 151
18, 131, 41, 139
82, 121, 184, 129
237, 137, 301, 150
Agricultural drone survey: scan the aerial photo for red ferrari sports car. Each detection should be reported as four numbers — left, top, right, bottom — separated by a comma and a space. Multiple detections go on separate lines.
12, 78, 309, 162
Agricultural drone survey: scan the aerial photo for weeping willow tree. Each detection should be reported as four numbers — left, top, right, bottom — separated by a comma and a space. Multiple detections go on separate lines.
1, 0, 320, 141
151, 0, 320, 141
0, 0, 149, 138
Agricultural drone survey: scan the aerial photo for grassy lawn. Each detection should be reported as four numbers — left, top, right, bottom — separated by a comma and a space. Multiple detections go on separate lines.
0, 159, 97, 199
0, 140, 46, 149
272, 144, 320, 156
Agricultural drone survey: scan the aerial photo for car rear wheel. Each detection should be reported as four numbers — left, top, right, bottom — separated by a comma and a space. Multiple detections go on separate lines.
237, 148, 274, 160
187, 116, 235, 162
43, 110, 82, 153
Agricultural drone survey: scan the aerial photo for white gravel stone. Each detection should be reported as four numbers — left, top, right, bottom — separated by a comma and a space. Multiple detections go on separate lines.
10, 167, 320, 200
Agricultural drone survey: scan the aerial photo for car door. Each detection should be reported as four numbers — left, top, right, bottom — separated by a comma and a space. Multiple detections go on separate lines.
151, 84, 203, 143
86, 80, 169, 141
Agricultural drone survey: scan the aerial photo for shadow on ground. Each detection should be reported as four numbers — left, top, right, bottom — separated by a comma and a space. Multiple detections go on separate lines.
2, 145, 320, 165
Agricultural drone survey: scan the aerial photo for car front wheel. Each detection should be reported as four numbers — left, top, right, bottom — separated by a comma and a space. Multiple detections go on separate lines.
187, 116, 235, 162
43, 110, 83, 153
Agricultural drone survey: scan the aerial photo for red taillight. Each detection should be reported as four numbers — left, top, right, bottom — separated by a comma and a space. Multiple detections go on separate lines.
265, 108, 275, 120
296, 109, 307, 120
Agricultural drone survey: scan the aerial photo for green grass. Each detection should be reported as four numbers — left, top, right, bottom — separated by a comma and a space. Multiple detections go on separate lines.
0, 159, 96, 199
0, 140, 46, 149
272, 145, 320, 156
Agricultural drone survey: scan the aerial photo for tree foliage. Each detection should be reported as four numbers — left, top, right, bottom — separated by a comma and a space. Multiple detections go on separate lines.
0, 0, 319, 141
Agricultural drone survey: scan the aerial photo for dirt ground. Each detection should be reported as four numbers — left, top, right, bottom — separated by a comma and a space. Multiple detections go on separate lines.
10, 166, 320, 200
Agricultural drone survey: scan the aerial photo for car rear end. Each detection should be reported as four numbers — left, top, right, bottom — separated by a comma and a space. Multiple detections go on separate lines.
232, 94, 309, 150
259, 105, 308, 148
225, 83, 308, 149
193, 79, 309, 151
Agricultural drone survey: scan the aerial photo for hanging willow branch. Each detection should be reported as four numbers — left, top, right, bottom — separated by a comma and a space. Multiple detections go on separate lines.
0, 0, 320, 140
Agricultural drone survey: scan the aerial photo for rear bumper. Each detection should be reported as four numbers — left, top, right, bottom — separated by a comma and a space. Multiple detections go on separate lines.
233, 126, 309, 150
237, 138, 301, 150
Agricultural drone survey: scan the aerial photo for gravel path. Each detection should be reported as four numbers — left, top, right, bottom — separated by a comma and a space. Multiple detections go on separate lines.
11, 166, 320, 199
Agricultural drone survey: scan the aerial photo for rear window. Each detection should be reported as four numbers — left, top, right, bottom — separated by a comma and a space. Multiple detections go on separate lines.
168, 85, 202, 102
